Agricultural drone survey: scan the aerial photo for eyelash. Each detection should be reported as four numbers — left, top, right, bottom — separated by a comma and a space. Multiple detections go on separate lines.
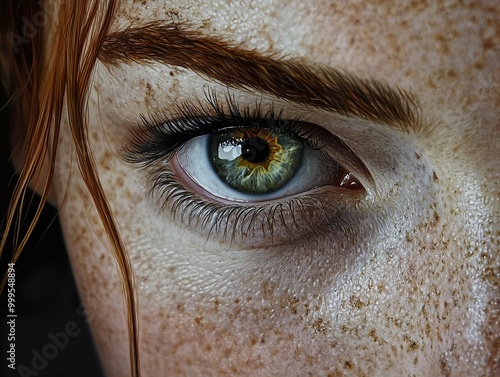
124, 92, 365, 246
125, 92, 325, 166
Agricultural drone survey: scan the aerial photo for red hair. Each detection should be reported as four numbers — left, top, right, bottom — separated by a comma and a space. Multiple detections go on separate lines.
0, 1, 140, 375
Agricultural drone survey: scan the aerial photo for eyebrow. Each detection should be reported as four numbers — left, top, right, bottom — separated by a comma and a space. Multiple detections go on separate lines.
99, 22, 422, 133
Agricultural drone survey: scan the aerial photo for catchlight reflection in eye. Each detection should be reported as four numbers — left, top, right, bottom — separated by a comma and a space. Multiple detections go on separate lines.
175, 125, 363, 203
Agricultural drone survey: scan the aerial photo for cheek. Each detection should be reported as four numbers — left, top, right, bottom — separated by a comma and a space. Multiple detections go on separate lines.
55, 201, 131, 376
128, 234, 469, 377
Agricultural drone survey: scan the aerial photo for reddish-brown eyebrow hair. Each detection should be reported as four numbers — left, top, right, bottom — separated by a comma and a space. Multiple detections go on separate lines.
99, 22, 422, 133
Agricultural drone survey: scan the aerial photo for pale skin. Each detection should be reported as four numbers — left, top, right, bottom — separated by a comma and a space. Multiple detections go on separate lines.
37, 0, 499, 376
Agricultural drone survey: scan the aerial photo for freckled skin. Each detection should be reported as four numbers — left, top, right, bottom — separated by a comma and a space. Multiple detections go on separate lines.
49, 1, 498, 376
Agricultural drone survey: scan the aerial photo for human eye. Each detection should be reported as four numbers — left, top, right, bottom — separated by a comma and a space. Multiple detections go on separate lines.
124, 91, 371, 246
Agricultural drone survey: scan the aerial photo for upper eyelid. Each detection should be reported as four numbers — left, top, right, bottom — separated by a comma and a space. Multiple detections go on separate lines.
123, 94, 376, 195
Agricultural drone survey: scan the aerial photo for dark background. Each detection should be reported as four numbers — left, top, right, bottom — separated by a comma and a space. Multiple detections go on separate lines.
1, 82, 104, 376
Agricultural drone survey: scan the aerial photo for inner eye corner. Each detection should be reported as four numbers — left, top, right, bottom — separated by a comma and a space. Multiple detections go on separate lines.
338, 171, 365, 191
331, 135, 376, 191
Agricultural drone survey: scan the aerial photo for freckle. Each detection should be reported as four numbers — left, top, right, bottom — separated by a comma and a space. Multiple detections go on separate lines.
224, 348, 232, 359
473, 61, 484, 70
433, 171, 439, 181
369, 329, 378, 342
425, 323, 432, 337
434, 211, 440, 223
312, 318, 327, 333
250, 337, 257, 346
440, 354, 451, 376
116, 176, 124, 187
304, 303, 311, 316
344, 360, 354, 369
349, 295, 366, 309
404, 334, 419, 352
392, 345, 398, 356
167, 266, 176, 273
483, 38, 494, 51
414, 152, 421, 159
427, 77, 437, 89
124, 189, 132, 200
435, 34, 449, 54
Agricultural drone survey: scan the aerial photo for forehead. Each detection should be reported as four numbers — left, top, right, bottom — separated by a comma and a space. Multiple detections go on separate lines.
111, 1, 497, 75
109, 0, 498, 126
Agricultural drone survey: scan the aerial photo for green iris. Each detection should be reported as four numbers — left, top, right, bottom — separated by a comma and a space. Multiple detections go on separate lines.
209, 128, 303, 194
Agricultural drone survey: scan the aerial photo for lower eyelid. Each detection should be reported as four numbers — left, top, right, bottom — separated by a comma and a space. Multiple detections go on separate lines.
148, 164, 366, 248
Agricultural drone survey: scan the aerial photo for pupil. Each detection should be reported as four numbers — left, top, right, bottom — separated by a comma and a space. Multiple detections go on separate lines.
241, 137, 270, 163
